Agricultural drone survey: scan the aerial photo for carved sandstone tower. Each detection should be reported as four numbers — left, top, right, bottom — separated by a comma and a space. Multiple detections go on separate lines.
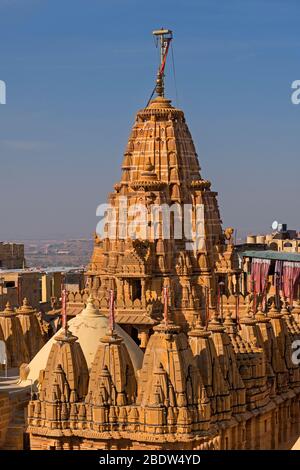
87, 30, 239, 339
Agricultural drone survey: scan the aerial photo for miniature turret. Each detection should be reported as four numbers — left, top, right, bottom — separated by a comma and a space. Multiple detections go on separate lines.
27, 324, 89, 432
16, 298, 45, 360
207, 310, 246, 417
137, 289, 211, 439
188, 317, 232, 424
225, 311, 270, 411
0, 301, 30, 367
86, 290, 137, 432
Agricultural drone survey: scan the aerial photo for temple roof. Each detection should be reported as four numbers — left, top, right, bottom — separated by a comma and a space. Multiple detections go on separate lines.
23, 297, 143, 387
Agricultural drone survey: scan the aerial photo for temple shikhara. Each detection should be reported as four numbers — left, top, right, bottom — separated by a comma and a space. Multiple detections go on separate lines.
1, 29, 300, 451
82, 29, 239, 343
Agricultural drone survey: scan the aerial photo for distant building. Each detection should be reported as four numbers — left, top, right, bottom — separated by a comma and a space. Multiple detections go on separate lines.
0, 242, 25, 269
0, 267, 84, 311
233, 224, 300, 308
245, 223, 300, 254
0, 270, 41, 310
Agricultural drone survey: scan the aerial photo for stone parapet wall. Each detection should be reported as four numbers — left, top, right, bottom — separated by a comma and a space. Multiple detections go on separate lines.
0, 392, 10, 448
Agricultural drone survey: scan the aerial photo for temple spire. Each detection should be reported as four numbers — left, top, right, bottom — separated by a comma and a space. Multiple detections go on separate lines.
152, 28, 173, 98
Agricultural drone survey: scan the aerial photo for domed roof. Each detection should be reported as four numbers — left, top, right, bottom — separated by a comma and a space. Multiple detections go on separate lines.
23, 297, 143, 386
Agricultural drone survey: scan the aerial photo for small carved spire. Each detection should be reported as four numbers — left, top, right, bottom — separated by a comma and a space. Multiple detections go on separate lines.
207, 308, 225, 333
268, 299, 282, 318
1, 301, 15, 315
17, 297, 36, 315
80, 295, 101, 318
223, 311, 238, 334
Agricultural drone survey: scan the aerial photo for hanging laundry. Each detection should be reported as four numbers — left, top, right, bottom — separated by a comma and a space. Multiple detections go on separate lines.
251, 258, 271, 294
282, 261, 300, 302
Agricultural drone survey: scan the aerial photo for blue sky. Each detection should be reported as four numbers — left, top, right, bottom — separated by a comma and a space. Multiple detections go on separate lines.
0, 0, 299, 240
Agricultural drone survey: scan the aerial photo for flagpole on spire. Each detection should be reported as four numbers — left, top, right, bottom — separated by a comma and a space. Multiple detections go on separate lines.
147, 28, 173, 106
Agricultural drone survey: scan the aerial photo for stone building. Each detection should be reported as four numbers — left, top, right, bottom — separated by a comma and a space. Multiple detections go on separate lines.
0, 267, 84, 315
0, 270, 41, 310
0, 242, 25, 269
245, 224, 300, 254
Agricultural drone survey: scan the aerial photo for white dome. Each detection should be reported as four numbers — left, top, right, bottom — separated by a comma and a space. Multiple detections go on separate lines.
22, 298, 143, 387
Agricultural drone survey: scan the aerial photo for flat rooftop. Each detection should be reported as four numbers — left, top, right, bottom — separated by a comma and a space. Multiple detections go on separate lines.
0, 266, 85, 275
241, 250, 300, 262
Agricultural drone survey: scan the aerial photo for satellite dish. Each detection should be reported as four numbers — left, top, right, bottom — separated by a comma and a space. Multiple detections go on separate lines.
272, 220, 279, 231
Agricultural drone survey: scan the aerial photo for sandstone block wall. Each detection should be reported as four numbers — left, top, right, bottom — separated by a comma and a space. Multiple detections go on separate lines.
0, 392, 10, 448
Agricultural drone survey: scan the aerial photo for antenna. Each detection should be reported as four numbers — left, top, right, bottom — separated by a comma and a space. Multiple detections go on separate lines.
152, 28, 173, 98
272, 220, 279, 231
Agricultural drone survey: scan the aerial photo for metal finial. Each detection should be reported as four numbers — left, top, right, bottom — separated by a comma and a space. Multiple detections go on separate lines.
152, 28, 173, 97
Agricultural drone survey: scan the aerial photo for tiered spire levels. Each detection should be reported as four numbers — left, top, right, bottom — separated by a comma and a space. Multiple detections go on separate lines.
123, 98, 203, 189
26, 29, 300, 450
87, 29, 229, 332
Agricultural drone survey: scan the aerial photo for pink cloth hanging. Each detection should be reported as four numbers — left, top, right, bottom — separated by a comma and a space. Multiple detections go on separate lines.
250, 259, 260, 293
260, 260, 271, 293
282, 261, 300, 301
274, 260, 283, 291
250, 258, 271, 294
251, 258, 271, 294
